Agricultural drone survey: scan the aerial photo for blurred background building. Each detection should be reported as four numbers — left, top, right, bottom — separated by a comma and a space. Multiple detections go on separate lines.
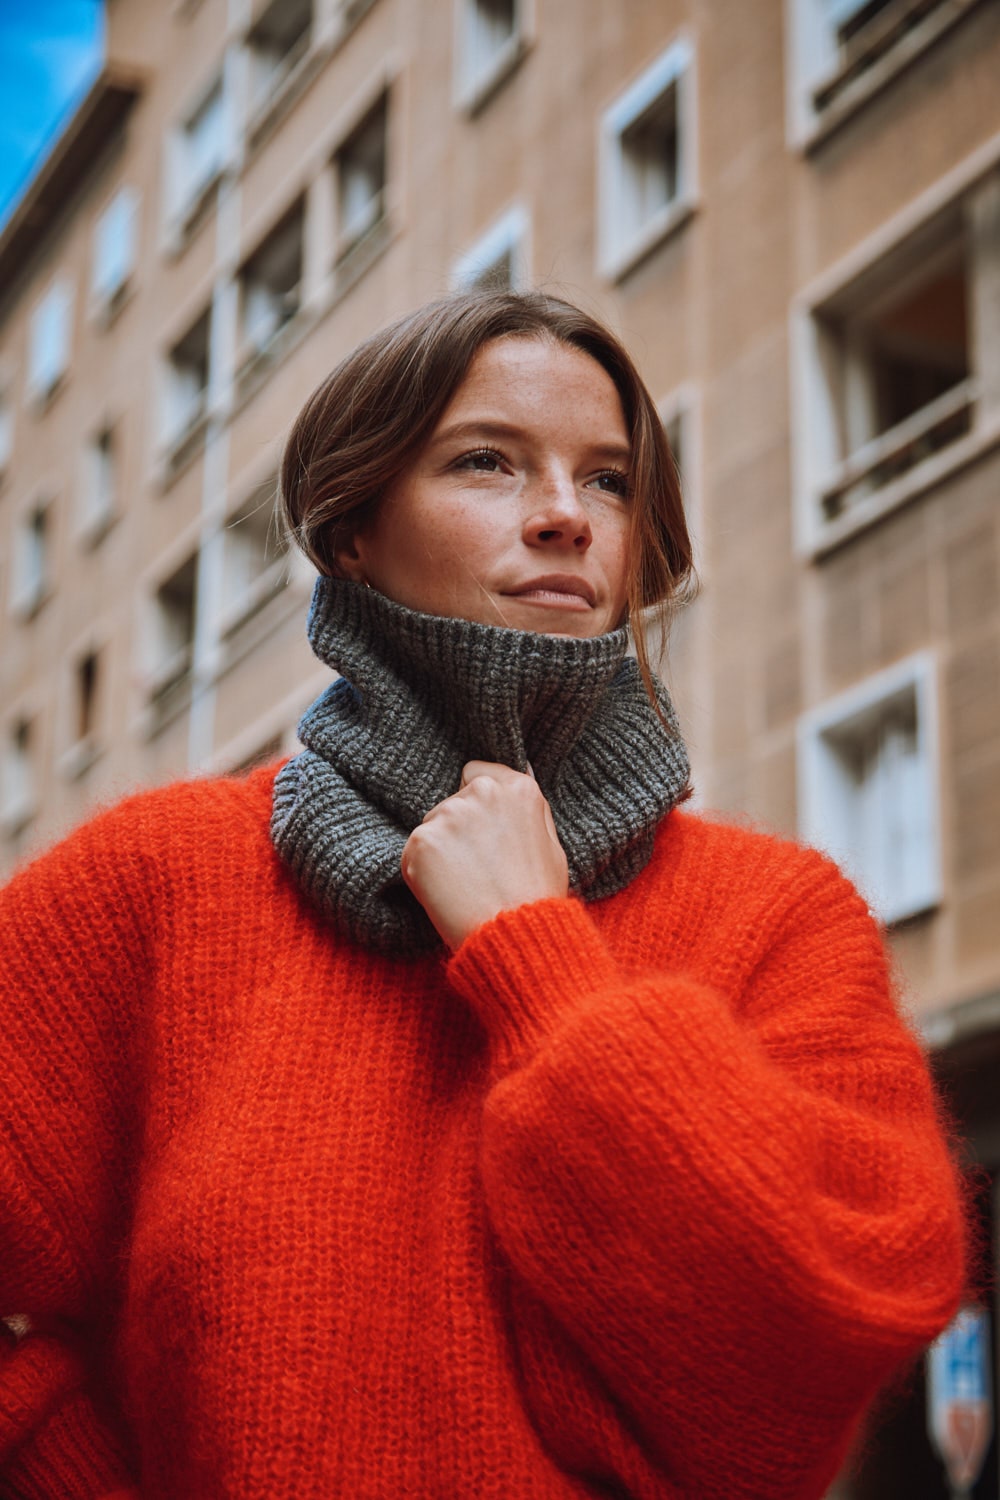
0, 0, 998, 1491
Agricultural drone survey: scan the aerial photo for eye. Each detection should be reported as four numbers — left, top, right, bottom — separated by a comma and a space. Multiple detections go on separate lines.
454, 446, 507, 473
591, 468, 630, 499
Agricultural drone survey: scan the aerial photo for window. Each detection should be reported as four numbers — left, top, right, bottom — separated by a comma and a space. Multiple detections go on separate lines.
457, 0, 523, 109
170, 77, 226, 231
1, 718, 36, 835
164, 307, 212, 457
0, 387, 12, 476
335, 94, 388, 259
148, 554, 198, 707
10, 500, 51, 618
220, 478, 288, 635
237, 199, 305, 376
91, 187, 140, 316
797, 653, 941, 925
793, 168, 1000, 554
61, 648, 104, 777
79, 426, 118, 543
248, 0, 313, 121
787, 0, 984, 145
451, 204, 529, 291
598, 39, 696, 281
27, 280, 73, 404
659, 385, 703, 569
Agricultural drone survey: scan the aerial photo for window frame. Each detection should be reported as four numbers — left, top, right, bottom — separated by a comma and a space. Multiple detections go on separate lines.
90, 186, 140, 323
797, 650, 943, 926
450, 203, 530, 291
790, 149, 1000, 558
597, 36, 698, 283
8, 493, 54, 621
785, 0, 988, 151
26, 279, 74, 408
454, 0, 529, 114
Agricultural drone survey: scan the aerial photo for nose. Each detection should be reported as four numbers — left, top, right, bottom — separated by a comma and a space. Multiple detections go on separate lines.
522, 469, 592, 551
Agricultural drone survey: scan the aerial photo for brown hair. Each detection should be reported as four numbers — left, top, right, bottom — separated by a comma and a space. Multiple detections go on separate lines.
279, 291, 694, 709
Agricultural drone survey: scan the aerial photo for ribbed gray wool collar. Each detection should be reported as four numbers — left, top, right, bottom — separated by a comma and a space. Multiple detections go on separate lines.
270, 578, 691, 955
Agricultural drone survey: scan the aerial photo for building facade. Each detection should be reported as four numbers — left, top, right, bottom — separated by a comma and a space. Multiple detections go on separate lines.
1, 0, 998, 1491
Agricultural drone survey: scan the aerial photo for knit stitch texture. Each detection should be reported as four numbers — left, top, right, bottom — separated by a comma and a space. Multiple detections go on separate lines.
0, 767, 967, 1499
270, 578, 691, 952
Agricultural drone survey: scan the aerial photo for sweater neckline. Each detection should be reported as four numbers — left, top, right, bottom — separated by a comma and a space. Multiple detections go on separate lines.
270, 578, 691, 954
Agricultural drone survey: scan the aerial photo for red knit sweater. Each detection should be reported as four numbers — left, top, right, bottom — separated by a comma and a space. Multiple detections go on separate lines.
0, 767, 965, 1499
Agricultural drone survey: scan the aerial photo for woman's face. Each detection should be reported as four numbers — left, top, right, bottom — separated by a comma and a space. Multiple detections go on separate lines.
336, 336, 632, 636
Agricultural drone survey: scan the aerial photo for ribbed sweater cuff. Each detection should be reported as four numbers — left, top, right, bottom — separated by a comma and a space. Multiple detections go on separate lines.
2, 1372, 136, 1500
447, 897, 618, 1068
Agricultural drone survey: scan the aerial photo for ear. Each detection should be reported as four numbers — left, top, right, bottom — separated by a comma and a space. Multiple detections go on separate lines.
330, 531, 369, 583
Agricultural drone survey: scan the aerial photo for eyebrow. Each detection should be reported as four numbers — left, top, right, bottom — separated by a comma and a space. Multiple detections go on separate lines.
431, 419, 632, 462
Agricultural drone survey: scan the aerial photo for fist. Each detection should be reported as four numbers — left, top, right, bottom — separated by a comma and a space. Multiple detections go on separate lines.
401, 762, 569, 951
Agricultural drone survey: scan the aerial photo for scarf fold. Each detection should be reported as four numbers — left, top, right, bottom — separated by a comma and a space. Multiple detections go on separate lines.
271, 578, 691, 954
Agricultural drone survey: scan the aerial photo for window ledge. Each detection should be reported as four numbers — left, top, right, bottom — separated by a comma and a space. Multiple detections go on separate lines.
89, 277, 135, 333
800, 0, 987, 154
457, 33, 529, 118
234, 307, 309, 405
155, 406, 211, 490
246, 40, 326, 156
164, 173, 222, 260
8, 586, 49, 624
601, 196, 697, 284
75, 506, 118, 551
25, 374, 67, 418
218, 560, 290, 641
805, 410, 1000, 560
334, 213, 394, 298
0, 799, 36, 839
58, 734, 103, 782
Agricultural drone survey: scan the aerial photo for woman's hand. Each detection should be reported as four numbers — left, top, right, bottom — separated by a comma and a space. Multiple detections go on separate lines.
401, 762, 569, 951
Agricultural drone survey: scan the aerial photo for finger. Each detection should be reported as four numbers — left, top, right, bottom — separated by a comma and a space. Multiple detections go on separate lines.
460, 760, 526, 787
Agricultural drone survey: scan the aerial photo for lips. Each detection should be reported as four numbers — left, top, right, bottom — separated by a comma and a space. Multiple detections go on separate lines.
504, 575, 597, 607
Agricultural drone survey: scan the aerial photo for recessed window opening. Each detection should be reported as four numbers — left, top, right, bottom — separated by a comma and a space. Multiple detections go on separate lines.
152, 556, 198, 698
0, 390, 12, 473
249, 0, 313, 112
183, 81, 225, 203
239, 201, 305, 362
619, 86, 679, 240
76, 651, 100, 743
92, 187, 139, 311
28, 281, 72, 402
464, 0, 518, 90
83, 426, 117, 538
166, 309, 211, 448
11, 502, 51, 617
336, 95, 388, 255
2, 718, 35, 832
222, 479, 288, 631
816, 228, 972, 521
798, 657, 940, 926
809, 0, 956, 116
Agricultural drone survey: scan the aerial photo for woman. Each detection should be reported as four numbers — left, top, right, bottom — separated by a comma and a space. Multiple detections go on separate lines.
0, 292, 966, 1499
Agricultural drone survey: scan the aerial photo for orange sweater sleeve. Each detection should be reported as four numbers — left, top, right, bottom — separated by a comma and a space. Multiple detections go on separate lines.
446, 843, 967, 1499
0, 802, 153, 1500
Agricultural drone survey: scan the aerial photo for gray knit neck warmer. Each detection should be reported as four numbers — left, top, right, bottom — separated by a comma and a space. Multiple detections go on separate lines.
270, 577, 690, 955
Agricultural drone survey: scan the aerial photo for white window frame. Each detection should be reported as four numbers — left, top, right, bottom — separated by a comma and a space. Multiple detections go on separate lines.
334, 91, 389, 261
91, 186, 140, 320
0, 381, 13, 477
9, 496, 53, 620
160, 305, 213, 458
658, 382, 704, 573
790, 143, 1000, 558
218, 476, 289, 638
246, 0, 315, 133
237, 197, 306, 375
450, 204, 530, 291
77, 423, 119, 545
797, 651, 942, 926
26, 280, 73, 406
785, 0, 987, 150
597, 37, 697, 283
454, 0, 528, 113
165, 74, 228, 243
144, 552, 200, 705
1, 712, 38, 837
